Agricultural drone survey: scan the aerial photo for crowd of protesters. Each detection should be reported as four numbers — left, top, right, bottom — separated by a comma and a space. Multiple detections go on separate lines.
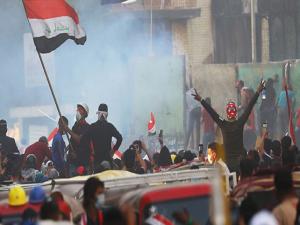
1, 77, 300, 224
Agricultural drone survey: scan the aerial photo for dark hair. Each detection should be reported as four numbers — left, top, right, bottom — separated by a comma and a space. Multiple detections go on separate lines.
59, 116, 68, 125
274, 168, 294, 201
264, 138, 273, 154
178, 150, 185, 158
272, 140, 282, 157
83, 177, 104, 210
174, 155, 183, 164
132, 140, 142, 153
159, 146, 172, 167
281, 136, 292, 151
98, 103, 108, 112
39, 136, 48, 144
40, 199, 60, 221
132, 140, 142, 148
247, 150, 260, 168
208, 142, 217, 152
122, 147, 136, 170
183, 151, 195, 161
0, 119, 7, 135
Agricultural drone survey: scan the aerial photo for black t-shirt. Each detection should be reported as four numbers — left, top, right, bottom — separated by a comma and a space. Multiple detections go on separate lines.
0, 135, 19, 155
71, 121, 90, 166
260, 87, 276, 110
200, 92, 259, 172
82, 120, 122, 164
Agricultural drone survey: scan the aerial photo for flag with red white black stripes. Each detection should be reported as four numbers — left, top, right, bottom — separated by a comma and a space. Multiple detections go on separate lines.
23, 0, 86, 53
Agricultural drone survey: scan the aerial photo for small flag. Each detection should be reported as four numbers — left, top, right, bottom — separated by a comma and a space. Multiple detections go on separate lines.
23, 0, 86, 53
148, 112, 156, 136
48, 127, 58, 143
113, 150, 123, 160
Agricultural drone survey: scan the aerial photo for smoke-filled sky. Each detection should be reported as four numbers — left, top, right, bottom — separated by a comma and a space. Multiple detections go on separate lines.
0, 0, 184, 147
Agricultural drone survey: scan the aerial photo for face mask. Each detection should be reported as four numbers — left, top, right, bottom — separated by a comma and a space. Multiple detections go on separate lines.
95, 193, 105, 208
207, 155, 213, 164
97, 111, 108, 121
76, 111, 82, 122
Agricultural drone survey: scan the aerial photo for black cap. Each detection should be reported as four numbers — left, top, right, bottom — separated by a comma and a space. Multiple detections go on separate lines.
98, 104, 108, 112
0, 120, 7, 128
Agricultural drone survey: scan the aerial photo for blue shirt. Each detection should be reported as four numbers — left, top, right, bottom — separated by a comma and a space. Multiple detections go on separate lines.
51, 132, 66, 171
277, 90, 295, 108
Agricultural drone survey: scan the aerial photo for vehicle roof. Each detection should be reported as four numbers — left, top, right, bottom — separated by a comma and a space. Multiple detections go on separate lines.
119, 181, 211, 211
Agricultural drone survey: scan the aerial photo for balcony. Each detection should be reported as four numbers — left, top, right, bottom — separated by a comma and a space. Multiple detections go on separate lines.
110, 0, 201, 19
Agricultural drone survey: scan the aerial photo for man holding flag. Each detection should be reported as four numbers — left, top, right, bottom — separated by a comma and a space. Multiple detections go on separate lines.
23, 0, 87, 171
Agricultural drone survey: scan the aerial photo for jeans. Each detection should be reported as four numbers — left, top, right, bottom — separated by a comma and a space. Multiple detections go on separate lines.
185, 107, 201, 149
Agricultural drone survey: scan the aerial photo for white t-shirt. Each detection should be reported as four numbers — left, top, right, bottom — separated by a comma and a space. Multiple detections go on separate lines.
186, 88, 201, 113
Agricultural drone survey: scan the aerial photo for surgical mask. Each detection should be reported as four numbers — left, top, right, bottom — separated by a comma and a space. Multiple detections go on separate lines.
95, 194, 105, 208
207, 155, 213, 164
76, 111, 82, 121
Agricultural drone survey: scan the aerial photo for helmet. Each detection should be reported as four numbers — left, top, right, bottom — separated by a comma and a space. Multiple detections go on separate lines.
77, 103, 89, 117
226, 101, 237, 119
8, 186, 28, 206
29, 186, 46, 204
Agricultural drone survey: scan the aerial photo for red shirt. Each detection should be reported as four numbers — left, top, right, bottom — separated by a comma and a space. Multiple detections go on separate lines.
0, 203, 41, 218
24, 141, 52, 170
202, 108, 215, 133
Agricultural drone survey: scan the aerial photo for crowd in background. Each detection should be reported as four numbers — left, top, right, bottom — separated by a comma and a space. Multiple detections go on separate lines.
0, 77, 300, 224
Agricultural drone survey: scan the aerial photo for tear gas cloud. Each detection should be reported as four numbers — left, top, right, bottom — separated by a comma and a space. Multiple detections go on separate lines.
0, 0, 182, 148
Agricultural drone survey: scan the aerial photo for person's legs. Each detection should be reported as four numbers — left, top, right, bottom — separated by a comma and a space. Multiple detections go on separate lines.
195, 113, 201, 149
268, 108, 276, 138
278, 108, 287, 137
184, 111, 194, 149
189, 107, 201, 149
281, 109, 289, 136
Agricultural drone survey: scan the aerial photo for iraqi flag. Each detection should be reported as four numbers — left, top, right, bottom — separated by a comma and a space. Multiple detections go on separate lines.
148, 112, 156, 136
23, 0, 86, 53
48, 127, 58, 144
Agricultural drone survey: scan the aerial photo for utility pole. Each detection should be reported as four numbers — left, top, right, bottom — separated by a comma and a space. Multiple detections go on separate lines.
150, 0, 153, 56
251, 0, 257, 63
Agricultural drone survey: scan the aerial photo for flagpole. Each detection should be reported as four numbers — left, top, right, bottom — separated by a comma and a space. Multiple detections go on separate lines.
22, 0, 74, 176
284, 62, 296, 145
37, 53, 64, 117
21, 0, 64, 118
